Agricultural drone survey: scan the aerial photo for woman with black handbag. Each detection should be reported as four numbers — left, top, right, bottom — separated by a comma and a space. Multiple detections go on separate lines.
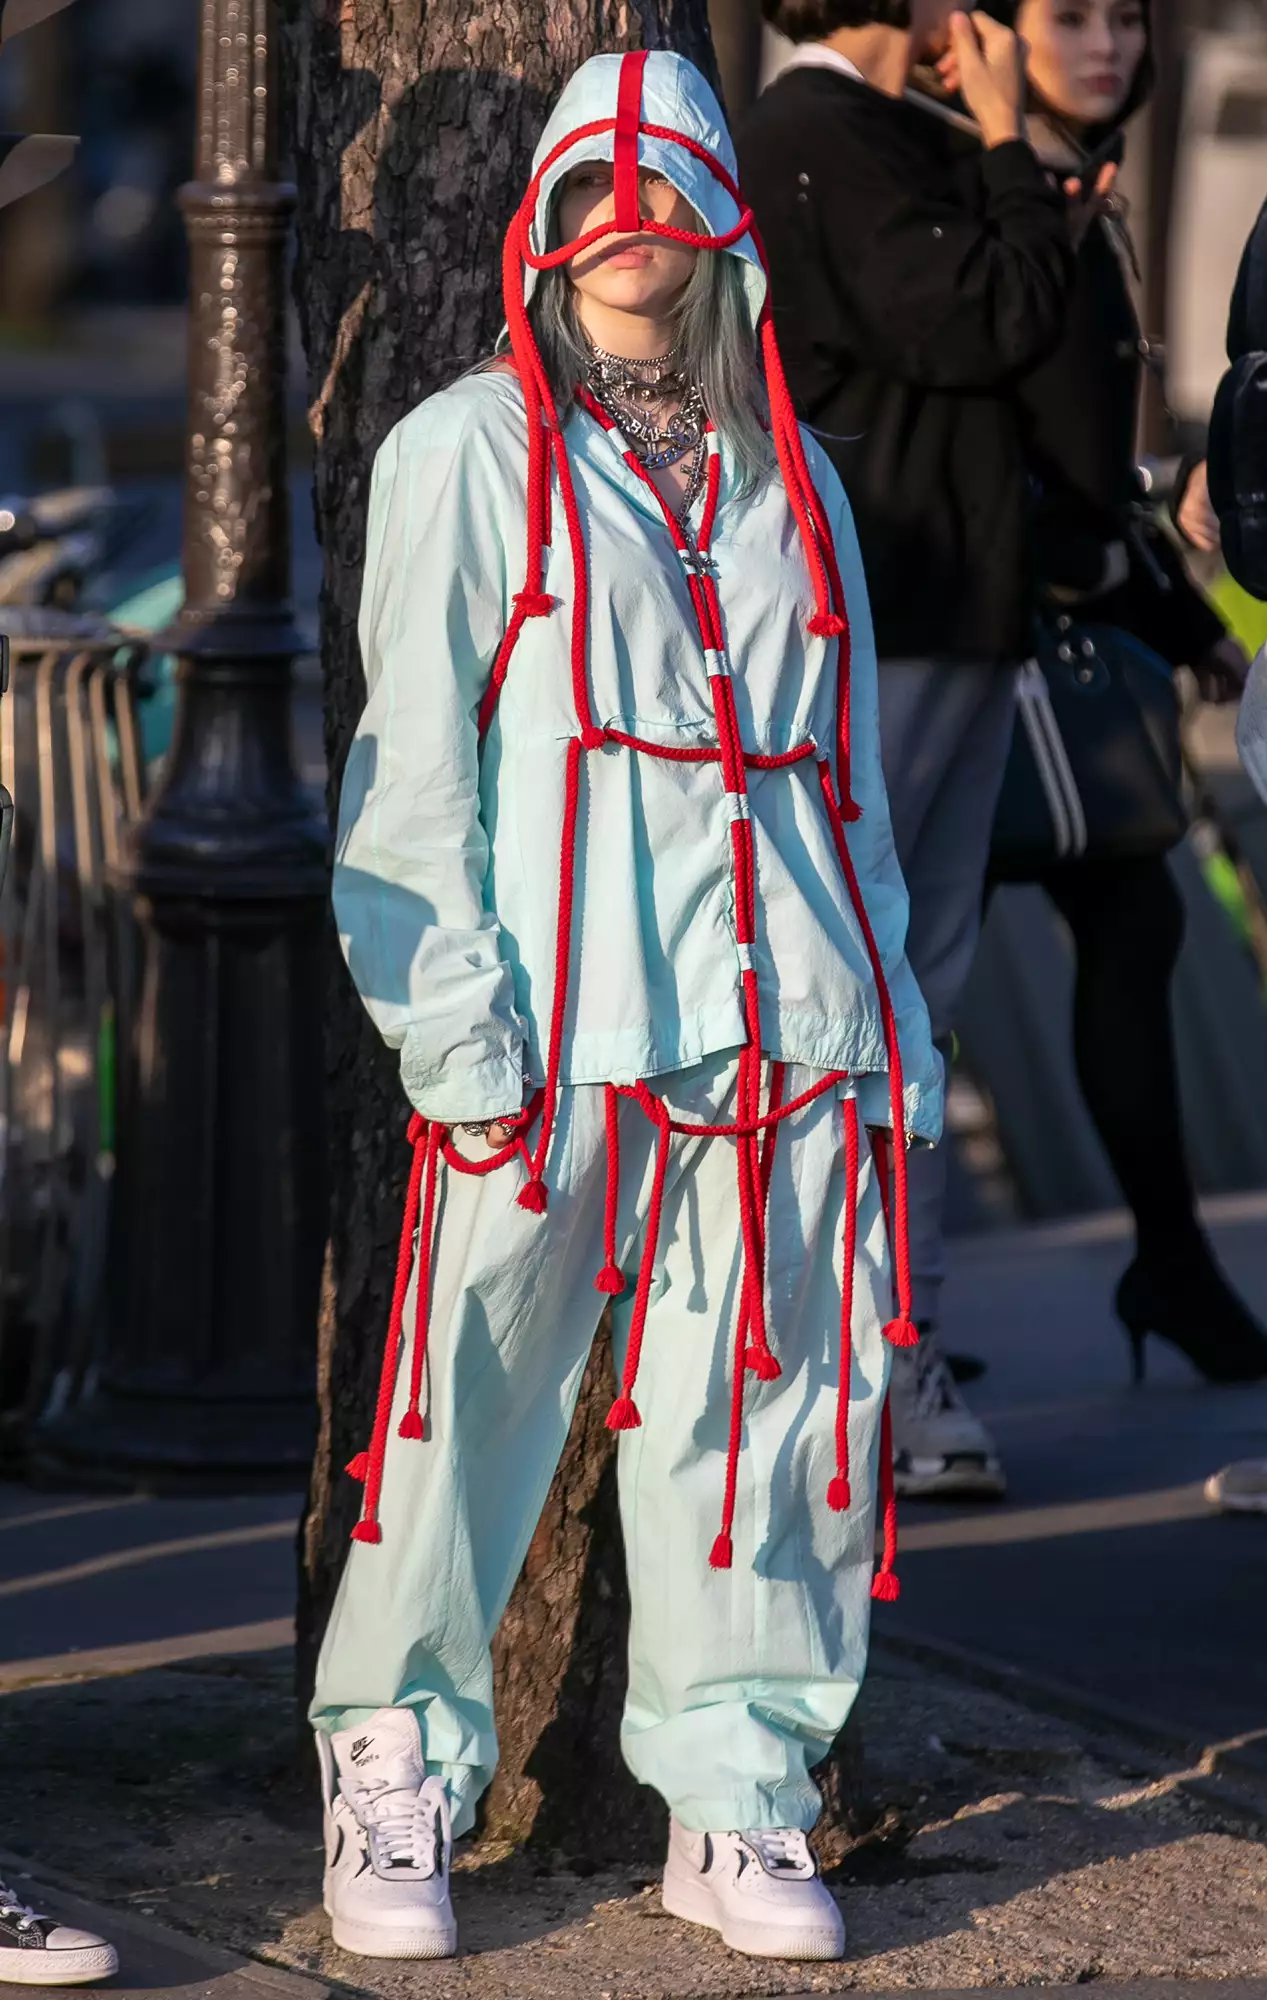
975, 0, 1267, 1384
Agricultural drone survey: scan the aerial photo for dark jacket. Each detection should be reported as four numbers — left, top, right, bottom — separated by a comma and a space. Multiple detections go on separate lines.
735, 66, 1074, 662
1018, 215, 1225, 668
1208, 196, 1267, 601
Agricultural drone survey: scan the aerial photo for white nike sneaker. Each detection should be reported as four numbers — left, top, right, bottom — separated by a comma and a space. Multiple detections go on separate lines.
1204, 1459, 1267, 1513
661, 1819, 845, 1960
889, 1326, 1006, 1499
318, 1706, 456, 1959
0, 1877, 117, 1985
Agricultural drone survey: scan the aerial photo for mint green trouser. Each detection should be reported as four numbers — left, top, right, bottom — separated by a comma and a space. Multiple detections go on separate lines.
311, 1057, 891, 1836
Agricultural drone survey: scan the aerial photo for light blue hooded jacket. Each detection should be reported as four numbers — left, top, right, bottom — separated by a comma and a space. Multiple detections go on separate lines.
334, 52, 942, 1144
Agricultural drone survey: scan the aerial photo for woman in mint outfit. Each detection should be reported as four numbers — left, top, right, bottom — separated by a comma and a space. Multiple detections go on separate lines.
312, 48, 939, 1968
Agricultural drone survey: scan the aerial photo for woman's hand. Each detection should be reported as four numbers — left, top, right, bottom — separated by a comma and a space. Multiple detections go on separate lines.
937, 12, 1027, 150
1062, 162, 1119, 249
1193, 634, 1250, 705
1175, 459, 1222, 555
458, 1116, 522, 1151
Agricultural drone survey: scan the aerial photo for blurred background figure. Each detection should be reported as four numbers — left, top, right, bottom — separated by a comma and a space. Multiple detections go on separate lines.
737, 1, 1074, 1503
979, 0, 1267, 1406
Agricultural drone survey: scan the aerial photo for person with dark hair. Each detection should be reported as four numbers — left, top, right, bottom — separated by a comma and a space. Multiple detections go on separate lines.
736, 3, 1075, 1498
980, 0, 1267, 1390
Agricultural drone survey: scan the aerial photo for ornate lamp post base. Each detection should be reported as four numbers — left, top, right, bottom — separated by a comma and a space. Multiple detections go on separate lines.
35, 0, 328, 1486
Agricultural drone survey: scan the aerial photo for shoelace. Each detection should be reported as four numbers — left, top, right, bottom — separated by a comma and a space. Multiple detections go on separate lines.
0, 1880, 44, 1930
910, 1337, 962, 1421
743, 1828, 814, 1877
354, 1777, 450, 1877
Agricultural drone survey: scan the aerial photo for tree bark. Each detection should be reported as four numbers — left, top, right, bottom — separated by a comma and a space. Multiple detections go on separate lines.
280, 0, 715, 1850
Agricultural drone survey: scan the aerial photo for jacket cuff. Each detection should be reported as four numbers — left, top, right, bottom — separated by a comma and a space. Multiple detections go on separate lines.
979, 138, 1053, 199
399, 1038, 525, 1125
848, 1065, 944, 1148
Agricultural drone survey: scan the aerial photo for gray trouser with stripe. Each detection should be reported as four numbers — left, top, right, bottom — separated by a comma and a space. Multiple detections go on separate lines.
877, 659, 1017, 1325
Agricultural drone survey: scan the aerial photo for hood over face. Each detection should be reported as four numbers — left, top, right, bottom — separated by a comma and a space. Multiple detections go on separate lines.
519, 50, 766, 330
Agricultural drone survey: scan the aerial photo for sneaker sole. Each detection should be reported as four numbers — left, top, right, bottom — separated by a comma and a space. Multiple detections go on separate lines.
662, 1866, 845, 1961
0, 1944, 119, 1985
894, 1458, 1006, 1500
328, 1911, 456, 1960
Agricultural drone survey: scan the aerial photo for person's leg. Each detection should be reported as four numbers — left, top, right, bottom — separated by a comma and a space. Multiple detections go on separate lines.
616, 1065, 890, 1835
1042, 855, 1195, 1257
877, 661, 1015, 1495
1043, 854, 1267, 1382
877, 660, 1017, 1325
312, 1087, 625, 1834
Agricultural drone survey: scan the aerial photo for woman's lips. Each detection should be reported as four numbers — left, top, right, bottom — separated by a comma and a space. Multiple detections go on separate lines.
601, 245, 655, 268
1083, 71, 1125, 96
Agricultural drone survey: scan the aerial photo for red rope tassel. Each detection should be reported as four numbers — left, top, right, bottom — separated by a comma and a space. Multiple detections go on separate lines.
606, 1098, 671, 1431
871, 1391, 901, 1602
818, 761, 918, 1349
350, 1114, 429, 1544
595, 1083, 626, 1294
711, 1272, 751, 1571
520, 732, 585, 1213
829, 1097, 861, 1513
398, 1121, 444, 1439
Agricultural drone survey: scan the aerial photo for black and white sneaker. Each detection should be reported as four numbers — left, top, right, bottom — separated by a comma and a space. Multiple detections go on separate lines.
889, 1327, 1006, 1499
0, 1878, 118, 1985
318, 1707, 456, 1959
661, 1820, 845, 1960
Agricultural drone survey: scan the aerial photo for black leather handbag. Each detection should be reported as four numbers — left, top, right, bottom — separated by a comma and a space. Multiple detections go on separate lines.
989, 616, 1187, 882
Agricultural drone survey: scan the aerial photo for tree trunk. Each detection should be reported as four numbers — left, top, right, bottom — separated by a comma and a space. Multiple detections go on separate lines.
280, 0, 715, 1851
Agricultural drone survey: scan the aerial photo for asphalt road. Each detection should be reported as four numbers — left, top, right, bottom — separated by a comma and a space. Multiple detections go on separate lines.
2, 1200, 1265, 1766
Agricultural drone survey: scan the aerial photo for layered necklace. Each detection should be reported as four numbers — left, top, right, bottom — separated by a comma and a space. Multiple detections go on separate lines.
583, 342, 708, 517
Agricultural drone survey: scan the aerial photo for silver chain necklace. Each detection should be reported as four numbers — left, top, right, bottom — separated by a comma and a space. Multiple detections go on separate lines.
583, 341, 708, 512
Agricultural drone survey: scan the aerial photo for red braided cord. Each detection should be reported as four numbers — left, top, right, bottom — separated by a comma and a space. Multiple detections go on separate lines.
607, 1096, 672, 1428
596, 1082, 625, 1293
401, 1121, 445, 1436
830, 1097, 861, 1511
351, 1116, 429, 1541
619, 1068, 843, 1138
817, 760, 916, 1341
710, 1259, 750, 1570
872, 1391, 901, 1602
523, 734, 585, 1205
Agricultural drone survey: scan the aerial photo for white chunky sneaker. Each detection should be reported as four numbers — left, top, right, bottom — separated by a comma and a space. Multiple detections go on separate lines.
318, 1706, 456, 1959
0, 1877, 117, 1985
1205, 1459, 1267, 1513
661, 1819, 845, 1960
889, 1327, 1006, 1499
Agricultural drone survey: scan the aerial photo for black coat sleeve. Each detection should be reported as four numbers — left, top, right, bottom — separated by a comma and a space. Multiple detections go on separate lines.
1208, 197, 1267, 600
813, 140, 1075, 391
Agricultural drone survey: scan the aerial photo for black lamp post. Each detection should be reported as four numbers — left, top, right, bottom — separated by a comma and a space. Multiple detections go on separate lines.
40, 0, 327, 1483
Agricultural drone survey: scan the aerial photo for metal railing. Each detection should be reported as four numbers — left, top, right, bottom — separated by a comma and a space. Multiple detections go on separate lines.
0, 609, 148, 1446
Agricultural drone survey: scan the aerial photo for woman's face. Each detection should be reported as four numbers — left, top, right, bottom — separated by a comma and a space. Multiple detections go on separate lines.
555, 161, 700, 324
1016, 0, 1148, 129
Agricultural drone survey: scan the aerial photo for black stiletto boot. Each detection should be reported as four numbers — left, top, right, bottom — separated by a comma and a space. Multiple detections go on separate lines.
1115, 1247, 1267, 1384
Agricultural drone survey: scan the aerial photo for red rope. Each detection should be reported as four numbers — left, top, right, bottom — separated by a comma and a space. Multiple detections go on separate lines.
871, 1392, 901, 1602
520, 734, 585, 1211
596, 1083, 626, 1294
817, 760, 917, 1348
829, 1097, 861, 1512
607, 1095, 672, 1429
349, 1115, 430, 1542
399, 1121, 444, 1439
619, 1068, 843, 1138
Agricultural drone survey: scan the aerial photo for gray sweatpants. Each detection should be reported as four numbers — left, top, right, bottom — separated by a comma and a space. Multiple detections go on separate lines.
877, 659, 1017, 1325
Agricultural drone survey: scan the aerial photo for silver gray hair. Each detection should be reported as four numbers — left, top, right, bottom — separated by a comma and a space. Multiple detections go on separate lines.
522, 252, 775, 495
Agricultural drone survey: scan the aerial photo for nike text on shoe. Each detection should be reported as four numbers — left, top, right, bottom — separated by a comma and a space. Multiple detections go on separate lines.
661, 1819, 845, 1960
319, 1705, 456, 1959
889, 1327, 1006, 1499
0, 1878, 118, 1985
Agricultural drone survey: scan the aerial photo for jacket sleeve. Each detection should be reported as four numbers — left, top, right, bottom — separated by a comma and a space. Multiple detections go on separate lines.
1209, 198, 1267, 601
812, 441, 944, 1144
816, 139, 1074, 392
333, 402, 528, 1123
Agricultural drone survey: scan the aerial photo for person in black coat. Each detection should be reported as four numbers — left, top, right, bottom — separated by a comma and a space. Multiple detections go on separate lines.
1209, 195, 1267, 603
985, 0, 1267, 1385
737, 3, 1076, 1498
